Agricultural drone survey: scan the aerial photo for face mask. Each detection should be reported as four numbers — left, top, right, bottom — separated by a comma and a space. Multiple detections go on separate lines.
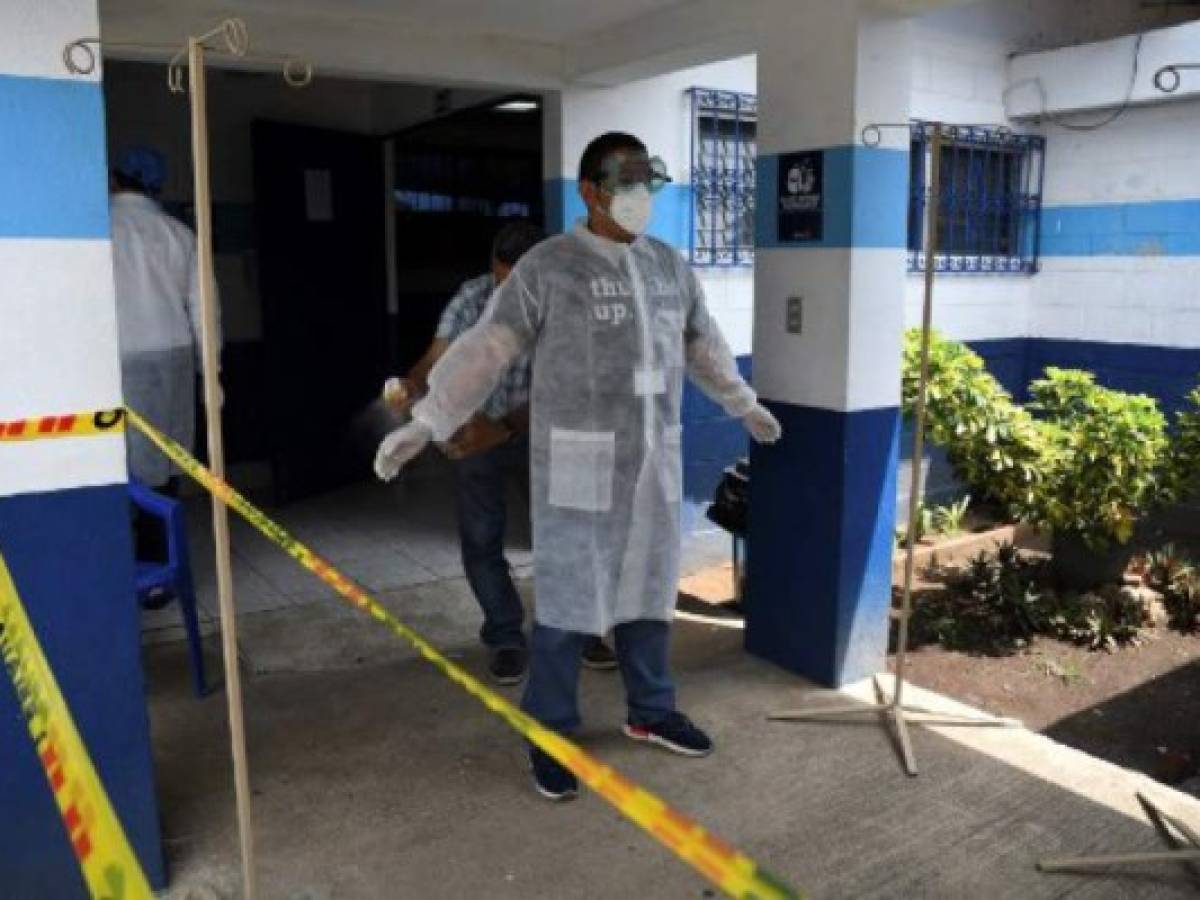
607, 184, 653, 236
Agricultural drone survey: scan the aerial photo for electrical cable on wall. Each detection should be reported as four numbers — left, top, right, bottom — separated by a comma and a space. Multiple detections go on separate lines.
1002, 32, 1146, 132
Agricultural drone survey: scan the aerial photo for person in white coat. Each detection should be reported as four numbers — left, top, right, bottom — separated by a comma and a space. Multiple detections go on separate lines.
374, 132, 781, 800
110, 145, 219, 558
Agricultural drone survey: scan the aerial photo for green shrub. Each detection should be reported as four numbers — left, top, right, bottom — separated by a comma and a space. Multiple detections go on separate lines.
911, 544, 1152, 654
1166, 387, 1200, 502
1049, 587, 1150, 652
1144, 543, 1200, 634
911, 544, 1054, 653
902, 332, 1046, 518
933, 495, 971, 536
1027, 369, 1169, 548
904, 331, 1200, 552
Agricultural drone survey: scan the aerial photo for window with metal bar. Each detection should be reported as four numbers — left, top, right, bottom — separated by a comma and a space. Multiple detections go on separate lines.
908, 122, 1045, 274
688, 88, 757, 268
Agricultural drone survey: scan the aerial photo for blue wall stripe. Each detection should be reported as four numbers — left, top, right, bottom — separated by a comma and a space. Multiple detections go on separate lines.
1041, 199, 1200, 257
746, 402, 899, 686
0, 75, 110, 239
755, 146, 909, 250
542, 178, 693, 249
0, 485, 164, 894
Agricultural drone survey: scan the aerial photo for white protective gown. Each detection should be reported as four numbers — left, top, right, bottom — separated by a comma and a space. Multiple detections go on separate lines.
110, 192, 218, 485
413, 220, 758, 635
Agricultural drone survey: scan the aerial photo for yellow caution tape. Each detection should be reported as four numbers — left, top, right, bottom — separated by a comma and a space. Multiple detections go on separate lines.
125, 406, 800, 900
0, 551, 152, 900
0, 409, 126, 443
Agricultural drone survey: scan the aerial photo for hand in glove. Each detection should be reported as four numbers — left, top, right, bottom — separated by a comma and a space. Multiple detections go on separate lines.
382, 376, 420, 413
374, 421, 433, 482
743, 404, 782, 445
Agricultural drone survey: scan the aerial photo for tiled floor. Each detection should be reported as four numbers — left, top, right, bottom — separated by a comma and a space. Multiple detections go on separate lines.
141, 469, 531, 640
141, 465, 731, 669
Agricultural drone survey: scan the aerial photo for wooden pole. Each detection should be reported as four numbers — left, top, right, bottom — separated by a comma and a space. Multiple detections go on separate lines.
768, 124, 1017, 775
892, 125, 944, 713
187, 36, 258, 899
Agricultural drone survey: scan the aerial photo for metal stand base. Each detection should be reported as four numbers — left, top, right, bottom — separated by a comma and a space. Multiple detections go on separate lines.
770, 675, 1021, 777
1038, 793, 1200, 885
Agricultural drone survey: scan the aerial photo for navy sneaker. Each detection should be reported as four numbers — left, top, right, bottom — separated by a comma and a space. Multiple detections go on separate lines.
529, 748, 578, 801
623, 712, 713, 757
487, 646, 528, 686
581, 638, 618, 671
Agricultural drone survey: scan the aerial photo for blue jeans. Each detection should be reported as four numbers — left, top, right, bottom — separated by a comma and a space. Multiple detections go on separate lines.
521, 620, 676, 733
453, 435, 529, 650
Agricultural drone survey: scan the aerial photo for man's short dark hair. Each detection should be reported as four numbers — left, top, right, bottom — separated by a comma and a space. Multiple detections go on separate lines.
578, 131, 647, 185
492, 219, 544, 267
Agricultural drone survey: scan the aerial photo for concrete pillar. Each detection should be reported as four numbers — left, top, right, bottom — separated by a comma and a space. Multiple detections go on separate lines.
747, 3, 912, 686
0, 2, 165, 891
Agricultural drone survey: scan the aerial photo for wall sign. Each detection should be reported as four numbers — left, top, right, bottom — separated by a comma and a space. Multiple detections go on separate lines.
777, 151, 824, 242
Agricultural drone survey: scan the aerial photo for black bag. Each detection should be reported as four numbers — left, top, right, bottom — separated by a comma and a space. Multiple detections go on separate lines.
705, 457, 750, 537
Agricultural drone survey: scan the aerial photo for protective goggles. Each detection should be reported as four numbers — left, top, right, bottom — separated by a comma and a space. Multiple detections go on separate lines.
595, 151, 672, 194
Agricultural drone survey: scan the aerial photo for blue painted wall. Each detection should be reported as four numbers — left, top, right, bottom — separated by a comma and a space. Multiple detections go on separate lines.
543, 177, 692, 247
747, 403, 900, 685
1041, 199, 1200, 257
755, 146, 910, 250
0, 75, 110, 239
0, 485, 165, 895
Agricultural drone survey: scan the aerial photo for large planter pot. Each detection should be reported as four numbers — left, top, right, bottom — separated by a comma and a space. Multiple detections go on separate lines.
1051, 530, 1136, 590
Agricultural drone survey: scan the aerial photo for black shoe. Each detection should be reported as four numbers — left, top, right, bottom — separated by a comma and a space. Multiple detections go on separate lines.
487, 646, 528, 685
623, 711, 713, 757
581, 638, 618, 671
529, 748, 578, 801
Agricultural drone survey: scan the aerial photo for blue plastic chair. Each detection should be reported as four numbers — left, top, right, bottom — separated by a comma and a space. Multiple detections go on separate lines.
129, 479, 208, 697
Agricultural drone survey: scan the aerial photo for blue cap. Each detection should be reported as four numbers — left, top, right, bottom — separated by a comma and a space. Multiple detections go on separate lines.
114, 145, 167, 195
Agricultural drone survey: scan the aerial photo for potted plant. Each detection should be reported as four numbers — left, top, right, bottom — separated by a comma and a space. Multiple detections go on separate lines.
1026, 369, 1170, 587
904, 332, 1200, 590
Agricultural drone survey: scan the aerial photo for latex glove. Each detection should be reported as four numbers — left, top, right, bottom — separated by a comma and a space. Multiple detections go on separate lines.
374, 421, 433, 481
743, 404, 782, 445
382, 376, 419, 413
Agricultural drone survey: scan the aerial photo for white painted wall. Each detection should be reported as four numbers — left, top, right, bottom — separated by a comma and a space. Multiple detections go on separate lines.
1006, 19, 1200, 119
553, 54, 757, 356
0, 3, 126, 496
907, 14, 1032, 342
907, 0, 1200, 353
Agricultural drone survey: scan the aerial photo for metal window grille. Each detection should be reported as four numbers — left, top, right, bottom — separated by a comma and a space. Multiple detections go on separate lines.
908, 122, 1046, 275
688, 88, 757, 267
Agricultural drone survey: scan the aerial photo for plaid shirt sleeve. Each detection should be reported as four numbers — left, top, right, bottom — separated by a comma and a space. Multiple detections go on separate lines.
436, 274, 493, 342
436, 274, 531, 422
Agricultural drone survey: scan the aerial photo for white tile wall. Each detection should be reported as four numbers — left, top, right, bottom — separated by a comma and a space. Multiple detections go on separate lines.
755, 247, 904, 412
1, 1, 101, 81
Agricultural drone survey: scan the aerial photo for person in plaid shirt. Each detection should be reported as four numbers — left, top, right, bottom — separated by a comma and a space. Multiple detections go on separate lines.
386, 221, 616, 684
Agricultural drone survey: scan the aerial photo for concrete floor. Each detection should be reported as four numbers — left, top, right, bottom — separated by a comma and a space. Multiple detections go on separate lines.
137, 472, 1200, 898
145, 607, 1200, 899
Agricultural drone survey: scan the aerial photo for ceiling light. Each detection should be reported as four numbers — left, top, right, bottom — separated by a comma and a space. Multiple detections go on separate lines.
494, 99, 539, 113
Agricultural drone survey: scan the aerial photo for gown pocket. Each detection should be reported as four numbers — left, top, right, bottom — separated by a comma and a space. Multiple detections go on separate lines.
548, 428, 616, 512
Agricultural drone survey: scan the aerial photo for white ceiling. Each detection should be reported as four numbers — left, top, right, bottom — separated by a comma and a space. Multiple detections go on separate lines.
97, 0, 984, 90
221, 0, 687, 43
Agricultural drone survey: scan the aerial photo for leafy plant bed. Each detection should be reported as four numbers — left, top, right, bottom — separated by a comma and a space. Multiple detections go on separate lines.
891, 519, 1044, 584
897, 536, 1200, 790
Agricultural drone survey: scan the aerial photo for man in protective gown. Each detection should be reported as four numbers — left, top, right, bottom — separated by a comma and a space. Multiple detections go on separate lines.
375, 132, 782, 800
